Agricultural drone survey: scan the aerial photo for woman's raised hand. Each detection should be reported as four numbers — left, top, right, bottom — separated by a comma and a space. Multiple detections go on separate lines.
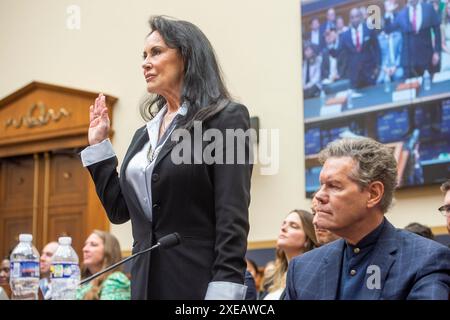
88, 93, 110, 145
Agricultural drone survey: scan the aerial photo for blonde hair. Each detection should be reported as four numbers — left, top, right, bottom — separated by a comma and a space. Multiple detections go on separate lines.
80, 230, 123, 300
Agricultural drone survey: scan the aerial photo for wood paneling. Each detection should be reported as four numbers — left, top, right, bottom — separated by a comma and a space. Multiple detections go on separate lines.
0, 82, 117, 260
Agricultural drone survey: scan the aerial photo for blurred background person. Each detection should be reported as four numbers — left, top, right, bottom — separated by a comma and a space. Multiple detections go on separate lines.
311, 196, 340, 246
77, 230, 130, 300
441, 3, 450, 71
263, 210, 318, 300
332, 7, 380, 88
258, 260, 275, 300
303, 41, 322, 98
0, 257, 10, 285
336, 15, 348, 35
320, 8, 337, 37
404, 222, 435, 240
378, 2, 404, 84
0, 257, 10, 299
39, 241, 58, 300
246, 258, 262, 295
384, 0, 442, 78
321, 28, 348, 85
307, 17, 324, 49
440, 180, 450, 240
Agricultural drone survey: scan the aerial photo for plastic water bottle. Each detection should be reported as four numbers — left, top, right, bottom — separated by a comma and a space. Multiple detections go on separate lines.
9, 234, 40, 300
50, 237, 80, 300
423, 70, 431, 91
347, 89, 353, 109
384, 73, 391, 93
320, 89, 326, 107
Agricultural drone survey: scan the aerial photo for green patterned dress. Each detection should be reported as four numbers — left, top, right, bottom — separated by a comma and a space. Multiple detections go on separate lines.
76, 271, 131, 300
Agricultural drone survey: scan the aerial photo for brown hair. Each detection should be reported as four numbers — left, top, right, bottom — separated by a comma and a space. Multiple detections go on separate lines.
267, 210, 318, 293
80, 230, 123, 300
441, 180, 450, 193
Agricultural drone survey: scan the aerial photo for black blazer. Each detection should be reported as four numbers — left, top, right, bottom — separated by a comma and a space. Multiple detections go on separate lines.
85, 102, 252, 299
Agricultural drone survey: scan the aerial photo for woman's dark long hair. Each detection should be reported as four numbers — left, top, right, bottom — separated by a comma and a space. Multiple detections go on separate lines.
140, 15, 231, 129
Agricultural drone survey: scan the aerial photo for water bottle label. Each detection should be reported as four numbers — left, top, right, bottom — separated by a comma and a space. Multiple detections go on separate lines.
10, 261, 39, 279
51, 263, 80, 279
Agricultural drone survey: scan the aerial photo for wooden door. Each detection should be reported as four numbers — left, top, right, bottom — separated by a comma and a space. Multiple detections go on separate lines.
0, 149, 97, 259
0, 82, 117, 260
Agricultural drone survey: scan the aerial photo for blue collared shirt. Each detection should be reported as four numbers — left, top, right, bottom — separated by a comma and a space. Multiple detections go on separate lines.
337, 218, 386, 300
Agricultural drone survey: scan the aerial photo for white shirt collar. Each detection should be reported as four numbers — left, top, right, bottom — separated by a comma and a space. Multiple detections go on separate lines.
145, 102, 188, 152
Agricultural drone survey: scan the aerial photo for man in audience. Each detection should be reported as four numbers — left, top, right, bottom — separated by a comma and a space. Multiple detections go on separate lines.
39, 241, 58, 300
320, 8, 337, 37
384, 0, 441, 78
0, 257, 11, 299
311, 196, 340, 246
404, 222, 435, 240
321, 28, 348, 84
332, 8, 380, 88
307, 17, 324, 49
440, 180, 450, 237
285, 137, 450, 300
0, 258, 10, 286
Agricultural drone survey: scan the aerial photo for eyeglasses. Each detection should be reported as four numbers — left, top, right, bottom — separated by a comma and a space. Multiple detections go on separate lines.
438, 204, 450, 217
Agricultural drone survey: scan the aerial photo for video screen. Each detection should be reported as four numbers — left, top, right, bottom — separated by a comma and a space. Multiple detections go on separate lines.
301, 0, 450, 196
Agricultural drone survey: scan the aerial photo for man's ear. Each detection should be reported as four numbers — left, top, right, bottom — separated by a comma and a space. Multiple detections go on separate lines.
367, 181, 384, 209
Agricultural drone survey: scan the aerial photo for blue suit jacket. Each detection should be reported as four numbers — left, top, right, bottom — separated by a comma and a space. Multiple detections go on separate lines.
333, 24, 380, 88
384, 2, 441, 68
285, 220, 450, 300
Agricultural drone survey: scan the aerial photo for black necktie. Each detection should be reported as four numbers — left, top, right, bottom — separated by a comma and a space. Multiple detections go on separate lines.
306, 60, 311, 84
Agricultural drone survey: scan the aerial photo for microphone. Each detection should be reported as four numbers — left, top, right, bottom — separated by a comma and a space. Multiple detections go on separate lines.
79, 232, 181, 285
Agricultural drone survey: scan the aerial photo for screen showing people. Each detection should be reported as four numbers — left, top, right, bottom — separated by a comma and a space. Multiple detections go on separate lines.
302, 0, 450, 195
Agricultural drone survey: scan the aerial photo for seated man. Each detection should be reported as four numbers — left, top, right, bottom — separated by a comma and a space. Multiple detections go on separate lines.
286, 137, 450, 300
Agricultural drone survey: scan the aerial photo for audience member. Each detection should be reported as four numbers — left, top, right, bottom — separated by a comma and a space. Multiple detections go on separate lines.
308, 17, 324, 49
384, 0, 442, 78
440, 180, 450, 238
303, 42, 322, 98
321, 28, 347, 84
311, 196, 340, 245
336, 15, 348, 35
441, 4, 450, 71
258, 260, 275, 300
0, 258, 10, 299
264, 210, 318, 300
285, 137, 450, 300
77, 230, 130, 300
404, 222, 435, 240
39, 241, 58, 300
332, 8, 380, 88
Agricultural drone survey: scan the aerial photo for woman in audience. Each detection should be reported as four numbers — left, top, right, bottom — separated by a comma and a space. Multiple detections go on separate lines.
0, 257, 11, 299
77, 230, 130, 300
263, 210, 318, 300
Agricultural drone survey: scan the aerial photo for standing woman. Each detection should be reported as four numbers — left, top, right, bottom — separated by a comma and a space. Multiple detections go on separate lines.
80, 16, 252, 299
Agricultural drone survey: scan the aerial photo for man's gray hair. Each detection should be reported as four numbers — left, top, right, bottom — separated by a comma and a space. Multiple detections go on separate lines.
441, 180, 450, 193
318, 137, 398, 213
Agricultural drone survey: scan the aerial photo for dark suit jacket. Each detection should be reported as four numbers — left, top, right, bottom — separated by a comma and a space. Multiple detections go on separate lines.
86, 102, 252, 299
332, 24, 380, 88
384, 2, 441, 68
285, 220, 450, 300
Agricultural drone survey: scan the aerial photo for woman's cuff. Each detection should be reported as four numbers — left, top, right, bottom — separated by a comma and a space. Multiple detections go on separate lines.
204, 281, 247, 300
80, 138, 116, 167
